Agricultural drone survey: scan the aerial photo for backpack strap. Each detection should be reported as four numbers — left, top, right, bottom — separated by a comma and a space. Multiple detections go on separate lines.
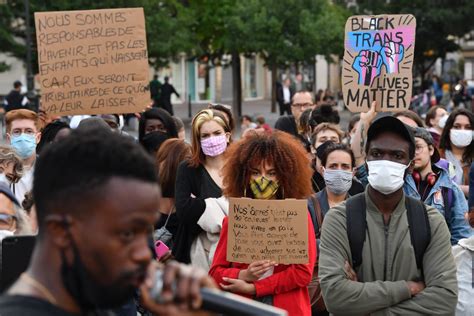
441, 187, 453, 229
346, 193, 367, 269
405, 196, 431, 270
309, 194, 323, 238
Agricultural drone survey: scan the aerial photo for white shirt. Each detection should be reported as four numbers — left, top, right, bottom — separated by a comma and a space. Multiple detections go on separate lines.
283, 86, 291, 104
13, 164, 34, 204
452, 236, 474, 315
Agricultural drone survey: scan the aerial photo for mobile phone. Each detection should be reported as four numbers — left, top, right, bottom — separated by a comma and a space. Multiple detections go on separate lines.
154, 240, 169, 259
1, 235, 36, 293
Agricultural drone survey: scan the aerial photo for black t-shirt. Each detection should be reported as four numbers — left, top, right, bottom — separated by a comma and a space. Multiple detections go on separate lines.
0, 295, 113, 316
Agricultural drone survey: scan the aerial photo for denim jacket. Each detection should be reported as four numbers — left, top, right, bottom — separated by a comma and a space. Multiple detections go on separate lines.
404, 167, 472, 245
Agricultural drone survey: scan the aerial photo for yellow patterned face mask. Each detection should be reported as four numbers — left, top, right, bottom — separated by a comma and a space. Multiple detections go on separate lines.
249, 176, 279, 200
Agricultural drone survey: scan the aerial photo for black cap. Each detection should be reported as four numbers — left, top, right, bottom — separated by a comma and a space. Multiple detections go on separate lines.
412, 127, 440, 163
0, 181, 20, 207
366, 116, 415, 157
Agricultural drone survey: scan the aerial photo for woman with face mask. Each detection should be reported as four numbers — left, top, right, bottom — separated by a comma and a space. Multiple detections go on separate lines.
314, 143, 355, 214
173, 109, 231, 269
439, 108, 474, 196
209, 131, 316, 316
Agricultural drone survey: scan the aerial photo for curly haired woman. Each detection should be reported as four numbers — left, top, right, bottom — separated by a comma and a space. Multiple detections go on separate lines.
209, 131, 316, 316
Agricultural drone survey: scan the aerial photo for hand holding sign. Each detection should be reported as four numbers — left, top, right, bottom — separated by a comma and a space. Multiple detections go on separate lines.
381, 40, 405, 74
239, 260, 277, 282
353, 50, 382, 86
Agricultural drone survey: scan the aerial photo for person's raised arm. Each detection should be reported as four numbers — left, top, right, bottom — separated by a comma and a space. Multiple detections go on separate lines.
351, 101, 377, 167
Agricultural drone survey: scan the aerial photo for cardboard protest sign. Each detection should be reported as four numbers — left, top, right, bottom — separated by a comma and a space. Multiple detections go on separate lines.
226, 198, 309, 265
342, 14, 416, 112
35, 8, 149, 116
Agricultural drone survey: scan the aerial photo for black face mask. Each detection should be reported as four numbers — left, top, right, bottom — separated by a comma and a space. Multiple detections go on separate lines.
61, 235, 141, 312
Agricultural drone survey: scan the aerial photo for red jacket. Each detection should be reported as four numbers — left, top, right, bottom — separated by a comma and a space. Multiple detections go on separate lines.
209, 214, 316, 316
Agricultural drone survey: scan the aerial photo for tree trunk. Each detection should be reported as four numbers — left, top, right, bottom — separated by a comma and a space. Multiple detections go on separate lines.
271, 62, 277, 113
231, 51, 242, 119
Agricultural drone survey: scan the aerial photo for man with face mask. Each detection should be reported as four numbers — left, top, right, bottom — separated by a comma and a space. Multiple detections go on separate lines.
319, 116, 458, 315
0, 128, 215, 315
5, 109, 40, 205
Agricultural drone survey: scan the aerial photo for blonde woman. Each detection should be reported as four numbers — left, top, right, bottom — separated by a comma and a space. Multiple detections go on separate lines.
173, 109, 231, 270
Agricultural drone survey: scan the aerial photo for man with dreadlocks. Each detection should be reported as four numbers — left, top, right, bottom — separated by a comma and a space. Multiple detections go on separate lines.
36, 120, 71, 155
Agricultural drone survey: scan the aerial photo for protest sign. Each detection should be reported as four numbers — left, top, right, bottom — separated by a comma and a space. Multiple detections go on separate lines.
34, 8, 149, 115
342, 14, 416, 112
226, 198, 309, 265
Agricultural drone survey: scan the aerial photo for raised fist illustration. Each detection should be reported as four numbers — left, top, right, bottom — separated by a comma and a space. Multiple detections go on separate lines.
353, 50, 383, 86
381, 40, 405, 74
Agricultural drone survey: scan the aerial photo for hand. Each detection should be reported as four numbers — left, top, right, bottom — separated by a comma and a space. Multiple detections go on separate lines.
406, 280, 425, 297
37, 109, 60, 131
239, 260, 276, 282
140, 261, 217, 315
352, 50, 382, 86
360, 101, 377, 125
221, 277, 256, 295
158, 250, 174, 264
344, 261, 358, 282
380, 41, 405, 74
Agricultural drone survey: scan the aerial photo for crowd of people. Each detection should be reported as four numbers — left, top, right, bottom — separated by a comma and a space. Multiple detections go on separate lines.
0, 80, 472, 316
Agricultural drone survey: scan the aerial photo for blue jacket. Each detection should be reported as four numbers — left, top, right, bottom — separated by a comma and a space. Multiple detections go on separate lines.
404, 167, 472, 245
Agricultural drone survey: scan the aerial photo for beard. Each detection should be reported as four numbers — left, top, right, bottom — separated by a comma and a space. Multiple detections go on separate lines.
61, 241, 147, 311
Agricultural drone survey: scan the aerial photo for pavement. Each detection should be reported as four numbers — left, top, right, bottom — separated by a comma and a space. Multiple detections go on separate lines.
124, 99, 354, 139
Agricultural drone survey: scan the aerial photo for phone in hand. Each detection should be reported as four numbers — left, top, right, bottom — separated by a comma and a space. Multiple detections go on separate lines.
154, 240, 169, 259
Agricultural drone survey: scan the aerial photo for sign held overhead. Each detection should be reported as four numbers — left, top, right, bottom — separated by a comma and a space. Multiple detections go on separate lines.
342, 14, 416, 112
35, 8, 150, 116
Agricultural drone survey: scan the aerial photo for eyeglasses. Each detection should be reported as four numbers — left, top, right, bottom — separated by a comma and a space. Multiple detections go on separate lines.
291, 103, 313, 109
0, 213, 17, 230
415, 144, 428, 153
10, 128, 36, 137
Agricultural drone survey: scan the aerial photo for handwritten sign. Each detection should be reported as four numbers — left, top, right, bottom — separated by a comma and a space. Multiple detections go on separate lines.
342, 14, 416, 112
226, 198, 308, 265
34, 8, 149, 115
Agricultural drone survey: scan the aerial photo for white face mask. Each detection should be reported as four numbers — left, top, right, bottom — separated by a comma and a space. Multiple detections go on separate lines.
438, 115, 449, 129
450, 129, 472, 148
0, 229, 14, 242
367, 160, 409, 195
323, 169, 353, 195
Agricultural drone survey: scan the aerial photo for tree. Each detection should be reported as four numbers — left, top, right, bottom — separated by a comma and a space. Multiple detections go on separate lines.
238, 0, 348, 112
351, 0, 474, 81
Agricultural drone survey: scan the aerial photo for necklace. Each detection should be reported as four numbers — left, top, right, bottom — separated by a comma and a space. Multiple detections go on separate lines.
20, 273, 58, 305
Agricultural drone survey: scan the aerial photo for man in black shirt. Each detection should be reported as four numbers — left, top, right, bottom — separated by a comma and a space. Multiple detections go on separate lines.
160, 76, 180, 115
0, 128, 215, 315
4, 81, 28, 112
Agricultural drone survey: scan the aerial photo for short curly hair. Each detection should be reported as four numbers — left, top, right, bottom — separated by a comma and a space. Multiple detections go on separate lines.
222, 131, 313, 199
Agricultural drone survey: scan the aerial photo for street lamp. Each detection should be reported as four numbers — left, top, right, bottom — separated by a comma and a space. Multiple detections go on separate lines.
24, 0, 34, 95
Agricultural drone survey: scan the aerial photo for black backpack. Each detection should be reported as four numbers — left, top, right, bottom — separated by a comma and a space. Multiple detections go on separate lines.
346, 193, 431, 271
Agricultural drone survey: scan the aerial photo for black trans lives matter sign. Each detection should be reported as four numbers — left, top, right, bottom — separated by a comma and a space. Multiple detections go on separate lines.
342, 14, 416, 112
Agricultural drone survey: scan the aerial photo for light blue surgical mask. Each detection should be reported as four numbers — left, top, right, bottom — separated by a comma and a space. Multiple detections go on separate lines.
0, 173, 10, 185
11, 134, 36, 159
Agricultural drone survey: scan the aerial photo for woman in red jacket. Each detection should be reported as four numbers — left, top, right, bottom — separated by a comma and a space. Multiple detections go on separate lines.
209, 131, 316, 316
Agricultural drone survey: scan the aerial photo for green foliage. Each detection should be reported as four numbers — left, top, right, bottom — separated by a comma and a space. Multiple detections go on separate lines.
0, 0, 349, 74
